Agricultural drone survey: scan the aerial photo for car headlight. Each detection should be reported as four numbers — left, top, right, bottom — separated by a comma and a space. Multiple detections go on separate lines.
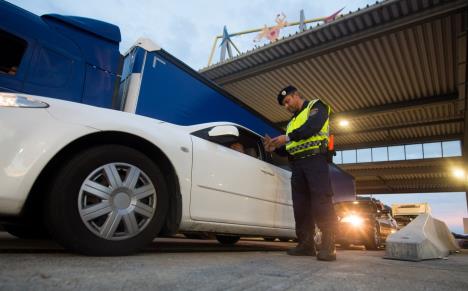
0, 94, 49, 108
340, 214, 364, 227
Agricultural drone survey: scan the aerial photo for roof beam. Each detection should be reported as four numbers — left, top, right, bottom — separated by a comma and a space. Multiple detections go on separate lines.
357, 178, 465, 188
335, 133, 463, 150
334, 117, 464, 136
274, 93, 460, 127
333, 93, 459, 120
338, 156, 464, 169
356, 186, 466, 194
346, 166, 450, 177
459, 17, 468, 196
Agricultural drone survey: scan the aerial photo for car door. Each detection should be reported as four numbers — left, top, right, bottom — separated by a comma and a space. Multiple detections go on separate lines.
190, 125, 278, 228
263, 150, 295, 229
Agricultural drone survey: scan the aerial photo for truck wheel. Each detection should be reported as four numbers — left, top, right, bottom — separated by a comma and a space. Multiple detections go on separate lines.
216, 235, 240, 245
45, 145, 168, 256
364, 224, 381, 250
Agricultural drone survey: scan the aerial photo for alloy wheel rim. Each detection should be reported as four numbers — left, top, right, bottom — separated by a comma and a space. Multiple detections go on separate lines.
78, 162, 157, 240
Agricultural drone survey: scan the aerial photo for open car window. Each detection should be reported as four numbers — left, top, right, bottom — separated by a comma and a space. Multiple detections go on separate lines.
191, 125, 291, 171
191, 126, 262, 160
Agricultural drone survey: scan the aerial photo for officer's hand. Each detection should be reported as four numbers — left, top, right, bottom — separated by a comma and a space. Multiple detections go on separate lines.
263, 135, 275, 152
271, 135, 288, 147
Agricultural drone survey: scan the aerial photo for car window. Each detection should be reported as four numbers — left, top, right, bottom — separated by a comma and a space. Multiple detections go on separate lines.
191, 126, 261, 159
0, 29, 27, 76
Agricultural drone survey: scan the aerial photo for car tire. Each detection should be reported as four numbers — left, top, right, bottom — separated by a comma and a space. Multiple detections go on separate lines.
216, 235, 240, 245
364, 224, 381, 250
45, 145, 169, 256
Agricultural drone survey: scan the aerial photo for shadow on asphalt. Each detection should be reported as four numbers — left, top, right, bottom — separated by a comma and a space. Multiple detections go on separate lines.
0, 232, 366, 254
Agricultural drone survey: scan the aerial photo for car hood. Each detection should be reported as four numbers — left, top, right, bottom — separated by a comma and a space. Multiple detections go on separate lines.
36, 96, 166, 129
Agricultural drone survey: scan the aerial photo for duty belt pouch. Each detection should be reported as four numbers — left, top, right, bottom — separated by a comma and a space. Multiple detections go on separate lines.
319, 143, 333, 163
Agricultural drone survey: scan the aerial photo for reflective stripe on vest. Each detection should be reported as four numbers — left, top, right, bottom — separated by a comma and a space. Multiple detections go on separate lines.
285, 99, 331, 155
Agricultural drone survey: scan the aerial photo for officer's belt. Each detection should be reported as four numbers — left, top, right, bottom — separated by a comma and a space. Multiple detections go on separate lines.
290, 147, 327, 160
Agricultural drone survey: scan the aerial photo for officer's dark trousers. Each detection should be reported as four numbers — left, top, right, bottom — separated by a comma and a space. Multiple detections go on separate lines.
290, 154, 337, 244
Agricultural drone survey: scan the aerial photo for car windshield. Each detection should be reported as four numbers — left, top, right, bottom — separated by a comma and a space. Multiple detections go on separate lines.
335, 201, 375, 214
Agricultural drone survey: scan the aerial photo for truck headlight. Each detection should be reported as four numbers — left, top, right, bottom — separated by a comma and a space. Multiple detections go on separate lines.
341, 214, 364, 227
0, 94, 49, 108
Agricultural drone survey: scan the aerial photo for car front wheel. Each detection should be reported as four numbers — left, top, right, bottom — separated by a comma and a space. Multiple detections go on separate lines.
364, 224, 381, 250
45, 145, 169, 256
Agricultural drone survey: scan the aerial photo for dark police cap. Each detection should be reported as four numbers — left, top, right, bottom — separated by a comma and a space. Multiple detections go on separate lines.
277, 85, 297, 105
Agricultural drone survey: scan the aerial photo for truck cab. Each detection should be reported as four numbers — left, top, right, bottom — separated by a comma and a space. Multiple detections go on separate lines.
0, 0, 121, 108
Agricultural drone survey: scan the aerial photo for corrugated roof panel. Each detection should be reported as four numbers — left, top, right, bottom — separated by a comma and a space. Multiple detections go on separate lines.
400, 0, 410, 15
316, 29, 327, 43
320, 54, 358, 106
391, 1, 402, 18
306, 33, 320, 45
295, 61, 338, 105
354, 13, 366, 30
409, 0, 419, 12
434, 18, 448, 92
350, 45, 384, 104
337, 21, 349, 36
375, 38, 404, 101
330, 25, 342, 38
400, 31, 422, 96
406, 28, 426, 96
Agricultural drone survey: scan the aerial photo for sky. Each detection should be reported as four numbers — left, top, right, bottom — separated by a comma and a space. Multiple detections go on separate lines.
6, 0, 468, 234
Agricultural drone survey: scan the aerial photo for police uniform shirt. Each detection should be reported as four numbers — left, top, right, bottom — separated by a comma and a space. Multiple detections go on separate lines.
275, 100, 329, 156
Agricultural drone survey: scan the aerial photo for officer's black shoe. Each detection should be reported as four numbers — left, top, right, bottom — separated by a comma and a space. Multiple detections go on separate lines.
286, 243, 316, 256
317, 231, 336, 261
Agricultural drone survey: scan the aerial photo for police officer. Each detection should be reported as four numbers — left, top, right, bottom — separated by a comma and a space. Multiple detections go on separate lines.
264, 85, 337, 261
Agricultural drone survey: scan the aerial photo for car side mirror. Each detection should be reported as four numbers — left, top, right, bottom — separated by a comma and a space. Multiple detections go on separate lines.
208, 125, 239, 143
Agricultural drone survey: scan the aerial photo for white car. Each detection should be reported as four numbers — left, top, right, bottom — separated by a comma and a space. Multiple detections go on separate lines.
0, 93, 295, 255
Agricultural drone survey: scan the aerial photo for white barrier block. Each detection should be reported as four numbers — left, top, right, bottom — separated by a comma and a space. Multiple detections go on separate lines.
385, 213, 460, 261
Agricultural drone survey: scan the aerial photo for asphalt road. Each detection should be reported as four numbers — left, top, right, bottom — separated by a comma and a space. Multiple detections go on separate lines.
0, 232, 467, 291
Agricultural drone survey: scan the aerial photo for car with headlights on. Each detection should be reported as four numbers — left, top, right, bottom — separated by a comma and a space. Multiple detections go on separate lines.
0, 93, 298, 255
335, 199, 398, 250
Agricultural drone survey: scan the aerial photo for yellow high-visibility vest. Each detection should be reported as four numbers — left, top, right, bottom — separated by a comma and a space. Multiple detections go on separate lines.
285, 99, 331, 155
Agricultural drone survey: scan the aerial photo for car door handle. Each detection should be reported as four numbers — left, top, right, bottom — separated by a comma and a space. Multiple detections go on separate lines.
260, 168, 275, 176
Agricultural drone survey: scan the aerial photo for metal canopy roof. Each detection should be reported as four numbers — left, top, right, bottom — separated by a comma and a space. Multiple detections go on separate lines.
200, 0, 468, 194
